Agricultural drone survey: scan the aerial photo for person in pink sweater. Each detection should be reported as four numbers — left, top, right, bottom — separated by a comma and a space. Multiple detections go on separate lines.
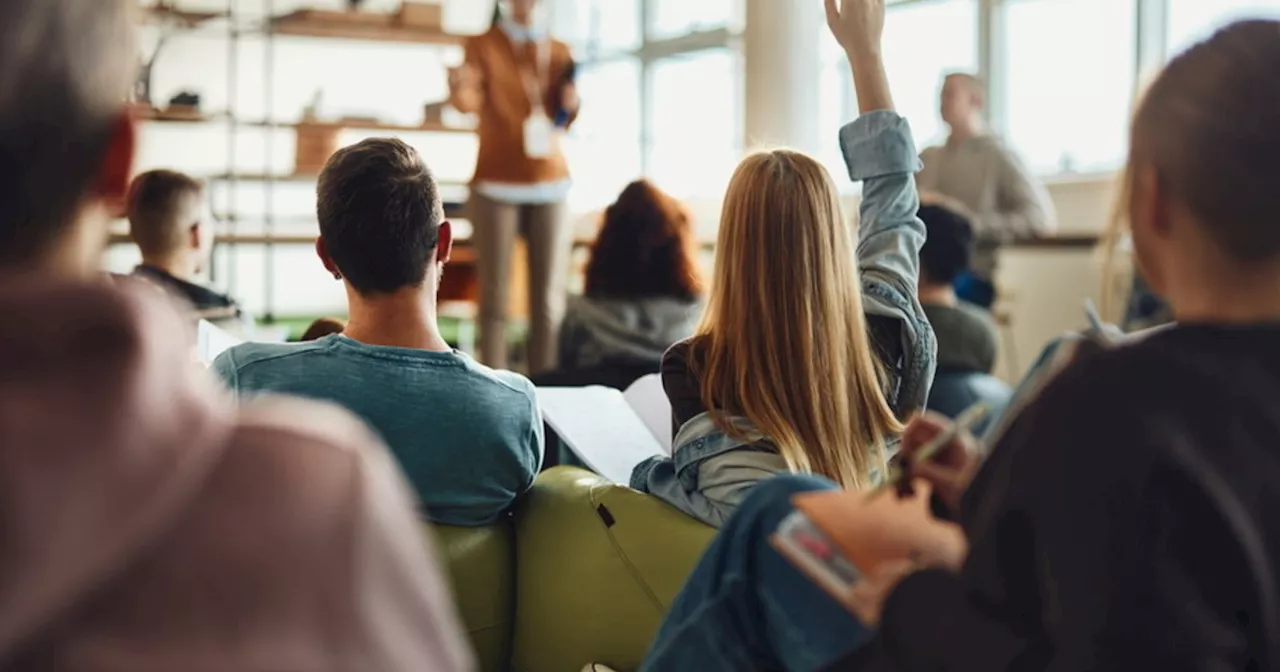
0, 1, 471, 669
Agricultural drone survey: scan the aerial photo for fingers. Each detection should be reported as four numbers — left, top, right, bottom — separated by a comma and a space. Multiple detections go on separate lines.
901, 412, 951, 457
823, 0, 839, 29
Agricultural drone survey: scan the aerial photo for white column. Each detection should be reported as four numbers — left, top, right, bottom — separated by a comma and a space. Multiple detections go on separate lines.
743, 0, 825, 156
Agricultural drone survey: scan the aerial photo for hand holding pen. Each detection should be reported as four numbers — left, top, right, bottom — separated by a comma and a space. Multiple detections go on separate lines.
868, 405, 988, 512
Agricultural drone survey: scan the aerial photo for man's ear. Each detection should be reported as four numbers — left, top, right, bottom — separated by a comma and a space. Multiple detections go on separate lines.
436, 220, 454, 265
316, 237, 341, 279
97, 112, 136, 210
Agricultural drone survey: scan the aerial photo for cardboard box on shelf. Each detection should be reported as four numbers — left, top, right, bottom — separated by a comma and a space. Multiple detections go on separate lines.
398, 2, 443, 30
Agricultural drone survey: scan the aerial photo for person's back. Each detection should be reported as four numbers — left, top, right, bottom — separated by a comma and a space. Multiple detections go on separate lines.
218, 335, 541, 525
556, 180, 704, 381
215, 138, 542, 526
915, 204, 998, 375
0, 2, 469, 668
125, 169, 246, 329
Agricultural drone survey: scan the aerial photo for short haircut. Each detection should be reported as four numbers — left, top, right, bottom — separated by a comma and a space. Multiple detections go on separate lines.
918, 204, 974, 285
945, 72, 986, 104
0, 0, 136, 266
317, 138, 443, 295
127, 170, 206, 258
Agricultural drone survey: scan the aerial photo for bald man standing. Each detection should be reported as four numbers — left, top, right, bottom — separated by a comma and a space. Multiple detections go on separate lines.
918, 73, 1056, 307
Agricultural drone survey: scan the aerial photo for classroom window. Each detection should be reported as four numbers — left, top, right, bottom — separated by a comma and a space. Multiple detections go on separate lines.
1166, 0, 1280, 57
882, 0, 978, 149
647, 48, 742, 199
649, 0, 740, 40
1002, 0, 1136, 174
550, 0, 642, 55
566, 58, 644, 211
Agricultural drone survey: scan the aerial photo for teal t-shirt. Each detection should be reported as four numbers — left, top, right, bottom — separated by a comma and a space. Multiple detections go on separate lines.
213, 335, 543, 526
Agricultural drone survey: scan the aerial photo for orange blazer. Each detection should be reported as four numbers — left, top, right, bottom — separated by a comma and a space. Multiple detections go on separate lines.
464, 27, 577, 185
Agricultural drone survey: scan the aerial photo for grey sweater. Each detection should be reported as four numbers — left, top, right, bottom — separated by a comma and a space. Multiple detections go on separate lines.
918, 134, 1057, 278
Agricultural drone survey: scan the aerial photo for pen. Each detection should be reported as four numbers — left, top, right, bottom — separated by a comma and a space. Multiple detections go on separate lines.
1084, 299, 1104, 332
865, 401, 991, 501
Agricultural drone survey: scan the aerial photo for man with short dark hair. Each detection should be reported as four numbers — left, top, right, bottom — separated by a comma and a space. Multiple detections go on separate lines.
917, 204, 998, 375
215, 137, 543, 527
918, 72, 1056, 307
126, 169, 244, 323
0, 1, 469, 669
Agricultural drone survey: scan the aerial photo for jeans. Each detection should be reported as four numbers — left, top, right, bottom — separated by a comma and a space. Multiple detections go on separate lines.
641, 475, 875, 672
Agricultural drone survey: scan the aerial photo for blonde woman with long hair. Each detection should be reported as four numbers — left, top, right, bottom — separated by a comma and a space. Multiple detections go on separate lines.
630, 0, 935, 529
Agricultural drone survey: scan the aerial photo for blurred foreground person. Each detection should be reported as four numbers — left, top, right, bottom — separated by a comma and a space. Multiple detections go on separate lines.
0, 2, 470, 669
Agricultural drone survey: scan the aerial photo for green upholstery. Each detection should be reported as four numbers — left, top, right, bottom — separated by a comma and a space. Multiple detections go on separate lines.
430, 523, 516, 672
511, 467, 717, 672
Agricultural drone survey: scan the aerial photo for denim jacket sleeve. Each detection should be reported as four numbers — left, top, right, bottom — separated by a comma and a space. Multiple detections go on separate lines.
839, 111, 938, 416
631, 451, 788, 528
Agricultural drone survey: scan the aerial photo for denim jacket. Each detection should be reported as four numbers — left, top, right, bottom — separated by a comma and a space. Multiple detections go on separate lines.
631, 111, 938, 527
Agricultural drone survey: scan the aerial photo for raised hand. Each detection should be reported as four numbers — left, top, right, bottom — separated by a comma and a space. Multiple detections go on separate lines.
823, 0, 886, 60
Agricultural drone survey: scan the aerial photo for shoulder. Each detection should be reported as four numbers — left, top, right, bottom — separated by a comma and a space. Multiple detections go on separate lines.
216, 340, 328, 373
1007, 335, 1186, 443
459, 355, 538, 403
662, 337, 701, 371
223, 339, 328, 366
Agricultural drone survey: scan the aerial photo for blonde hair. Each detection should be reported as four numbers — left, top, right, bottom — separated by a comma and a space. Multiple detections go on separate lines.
694, 150, 903, 490
1104, 19, 1280, 316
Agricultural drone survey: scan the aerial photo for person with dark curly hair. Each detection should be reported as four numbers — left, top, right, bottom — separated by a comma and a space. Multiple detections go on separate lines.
551, 180, 705, 388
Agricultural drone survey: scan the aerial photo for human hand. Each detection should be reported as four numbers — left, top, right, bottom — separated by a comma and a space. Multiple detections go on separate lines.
560, 82, 580, 113
447, 64, 480, 94
899, 412, 981, 512
823, 0, 886, 61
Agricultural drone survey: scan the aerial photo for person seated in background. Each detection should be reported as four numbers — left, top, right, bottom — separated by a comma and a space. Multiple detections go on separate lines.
126, 169, 245, 327
547, 179, 704, 390
917, 204, 1009, 431
916, 204, 997, 375
0, 1, 470, 669
628, 0, 936, 530
215, 138, 543, 527
300, 315, 346, 341
641, 17, 1280, 672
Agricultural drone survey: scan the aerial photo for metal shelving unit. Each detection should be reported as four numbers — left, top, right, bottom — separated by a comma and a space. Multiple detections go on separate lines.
136, 1, 476, 322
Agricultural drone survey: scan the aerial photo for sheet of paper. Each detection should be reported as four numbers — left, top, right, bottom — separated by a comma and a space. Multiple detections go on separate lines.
196, 319, 243, 365
622, 374, 672, 453
536, 386, 666, 484
791, 482, 966, 577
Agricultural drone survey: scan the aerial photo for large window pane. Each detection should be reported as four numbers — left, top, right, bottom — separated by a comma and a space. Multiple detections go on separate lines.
650, 0, 738, 40
1168, 0, 1280, 57
648, 49, 742, 199
1004, 0, 1135, 174
819, 34, 855, 186
549, 0, 641, 54
566, 58, 643, 211
882, 0, 978, 148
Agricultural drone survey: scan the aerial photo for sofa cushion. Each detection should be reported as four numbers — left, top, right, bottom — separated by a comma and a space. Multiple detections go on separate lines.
512, 467, 715, 672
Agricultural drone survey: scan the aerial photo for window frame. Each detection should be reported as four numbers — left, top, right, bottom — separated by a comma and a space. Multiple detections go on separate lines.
563, 0, 1264, 181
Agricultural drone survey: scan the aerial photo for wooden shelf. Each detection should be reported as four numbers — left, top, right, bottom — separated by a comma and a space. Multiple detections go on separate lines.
270, 10, 466, 46
141, 3, 228, 28
136, 106, 226, 123
287, 119, 475, 134
206, 173, 470, 187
